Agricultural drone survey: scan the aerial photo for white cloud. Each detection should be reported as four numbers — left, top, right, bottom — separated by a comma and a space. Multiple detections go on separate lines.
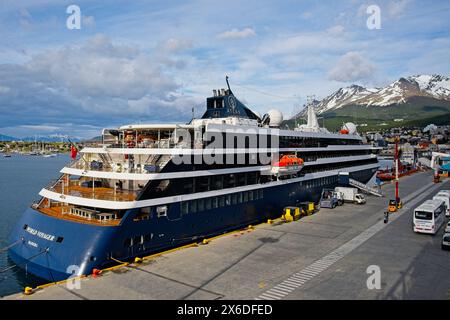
218, 28, 256, 40
327, 25, 345, 35
162, 38, 193, 53
0, 35, 198, 138
20, 125, 61, 131
387, 0, 412, 18
258, 33, 347, 57
328, 52, 376, 82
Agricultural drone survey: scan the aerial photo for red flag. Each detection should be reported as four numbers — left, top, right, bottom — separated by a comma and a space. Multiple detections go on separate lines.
70, 145, 78, 159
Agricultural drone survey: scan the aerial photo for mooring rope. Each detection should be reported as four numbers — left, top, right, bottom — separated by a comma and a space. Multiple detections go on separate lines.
0, 248, 48, 274
0, 240, 22, 254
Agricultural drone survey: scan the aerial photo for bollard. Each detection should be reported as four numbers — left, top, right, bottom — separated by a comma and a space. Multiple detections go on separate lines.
24, 287, 33, 295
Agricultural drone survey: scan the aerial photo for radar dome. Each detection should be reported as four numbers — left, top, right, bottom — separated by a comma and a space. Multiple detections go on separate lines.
267, 109, 283, 127
342, 122, 357, 135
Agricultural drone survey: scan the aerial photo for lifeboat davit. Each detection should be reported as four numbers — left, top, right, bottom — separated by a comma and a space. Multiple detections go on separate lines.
271, 155, 304, 175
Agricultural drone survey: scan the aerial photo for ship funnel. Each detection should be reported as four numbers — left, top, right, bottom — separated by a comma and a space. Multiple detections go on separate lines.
306, 105, 319, 129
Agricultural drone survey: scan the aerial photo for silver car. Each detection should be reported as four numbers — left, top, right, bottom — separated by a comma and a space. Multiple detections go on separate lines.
442, 233, 450, 251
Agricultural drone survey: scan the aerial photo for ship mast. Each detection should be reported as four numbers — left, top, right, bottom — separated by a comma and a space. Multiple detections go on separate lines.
395, 136, 399, 203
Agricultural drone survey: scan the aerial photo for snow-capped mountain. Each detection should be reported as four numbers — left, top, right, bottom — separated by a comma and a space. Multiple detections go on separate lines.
304, 85, 379, 115
295, 74, 450, 117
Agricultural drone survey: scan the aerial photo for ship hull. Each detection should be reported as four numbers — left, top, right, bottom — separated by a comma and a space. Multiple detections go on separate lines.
9, 168, 376, 282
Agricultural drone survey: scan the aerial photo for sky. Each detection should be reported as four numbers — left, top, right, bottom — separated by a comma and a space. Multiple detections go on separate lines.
0, 0, 450, 139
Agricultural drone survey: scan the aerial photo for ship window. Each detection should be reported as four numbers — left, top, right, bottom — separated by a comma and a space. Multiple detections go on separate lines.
212, 197, 219, 209
196, 176, 210, 192
232, 194, 237, 205
205, 198, 212, 210
225, 195, 231, 206
211, 175, 223, 190
224, 174, 236, 188
190, 200, 197, 213
198, 199, 205, 211
243, 192, 248, 202
237, 174, 246, 186
249, 191, 254, 201
247, 172, 257, 185
219, 196, 225, 207
183, 181, 194, 194
238, 192, 243, 203
140, 207, 151, 216
181, 202, 189, 215
144, 233, 153, 242
134, 236, 143, 245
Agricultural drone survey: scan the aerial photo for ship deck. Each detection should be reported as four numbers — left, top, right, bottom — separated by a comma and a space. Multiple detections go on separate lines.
50, 183, 138, 202
37, 206, 121, 226
5, 170, 450, 300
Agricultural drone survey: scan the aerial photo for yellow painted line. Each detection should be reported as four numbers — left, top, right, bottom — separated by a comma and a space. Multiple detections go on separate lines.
33, 275, 87, 292
102, 262, 129, 272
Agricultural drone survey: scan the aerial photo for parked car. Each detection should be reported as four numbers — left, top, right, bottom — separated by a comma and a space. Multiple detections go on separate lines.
442, 233, 450, 250
445, 221, 450, 233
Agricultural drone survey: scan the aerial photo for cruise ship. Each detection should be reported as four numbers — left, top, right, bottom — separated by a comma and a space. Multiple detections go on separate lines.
8, 81, 380, 281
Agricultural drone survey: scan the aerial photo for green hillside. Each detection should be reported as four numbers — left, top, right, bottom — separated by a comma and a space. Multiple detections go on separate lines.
285, 96, 450, 132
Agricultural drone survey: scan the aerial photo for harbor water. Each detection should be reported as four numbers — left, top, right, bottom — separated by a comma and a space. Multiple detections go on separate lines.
0, 154, 69, 297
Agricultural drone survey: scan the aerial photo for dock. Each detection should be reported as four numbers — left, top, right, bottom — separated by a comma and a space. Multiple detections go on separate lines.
3, 171, 450, 300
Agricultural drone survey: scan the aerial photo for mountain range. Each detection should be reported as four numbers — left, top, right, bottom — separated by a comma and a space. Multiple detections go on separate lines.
0, 134, 81, 142
292, 74, 450, 130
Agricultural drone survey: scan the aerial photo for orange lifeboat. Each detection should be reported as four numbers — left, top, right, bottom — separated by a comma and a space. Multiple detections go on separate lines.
340, 129, 349, 134
271, 155, 304, 175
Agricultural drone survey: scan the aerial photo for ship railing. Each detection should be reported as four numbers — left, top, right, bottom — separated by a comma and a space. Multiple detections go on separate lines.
66, 156, 165, 174
105, 138, 184, 149
45, 181, 139, 202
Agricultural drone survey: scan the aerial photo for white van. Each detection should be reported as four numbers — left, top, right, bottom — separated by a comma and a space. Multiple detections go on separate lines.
433, 195, 450, 217
413, 199, 446, 235
435, 190, 450, 217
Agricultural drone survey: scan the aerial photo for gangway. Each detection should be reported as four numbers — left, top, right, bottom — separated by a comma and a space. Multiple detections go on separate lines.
349, 178, 383, 197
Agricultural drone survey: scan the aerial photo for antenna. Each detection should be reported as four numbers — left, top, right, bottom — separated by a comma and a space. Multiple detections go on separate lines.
225, 75, 232, 94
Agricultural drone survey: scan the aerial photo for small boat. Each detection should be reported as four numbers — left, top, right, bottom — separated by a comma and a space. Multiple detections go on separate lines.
3, 154, 12, 158
271, 155, 304, 176
43, 153, 58, 158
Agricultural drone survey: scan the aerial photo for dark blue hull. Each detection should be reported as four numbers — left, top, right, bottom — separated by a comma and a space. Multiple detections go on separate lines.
8, 168, 376, 282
